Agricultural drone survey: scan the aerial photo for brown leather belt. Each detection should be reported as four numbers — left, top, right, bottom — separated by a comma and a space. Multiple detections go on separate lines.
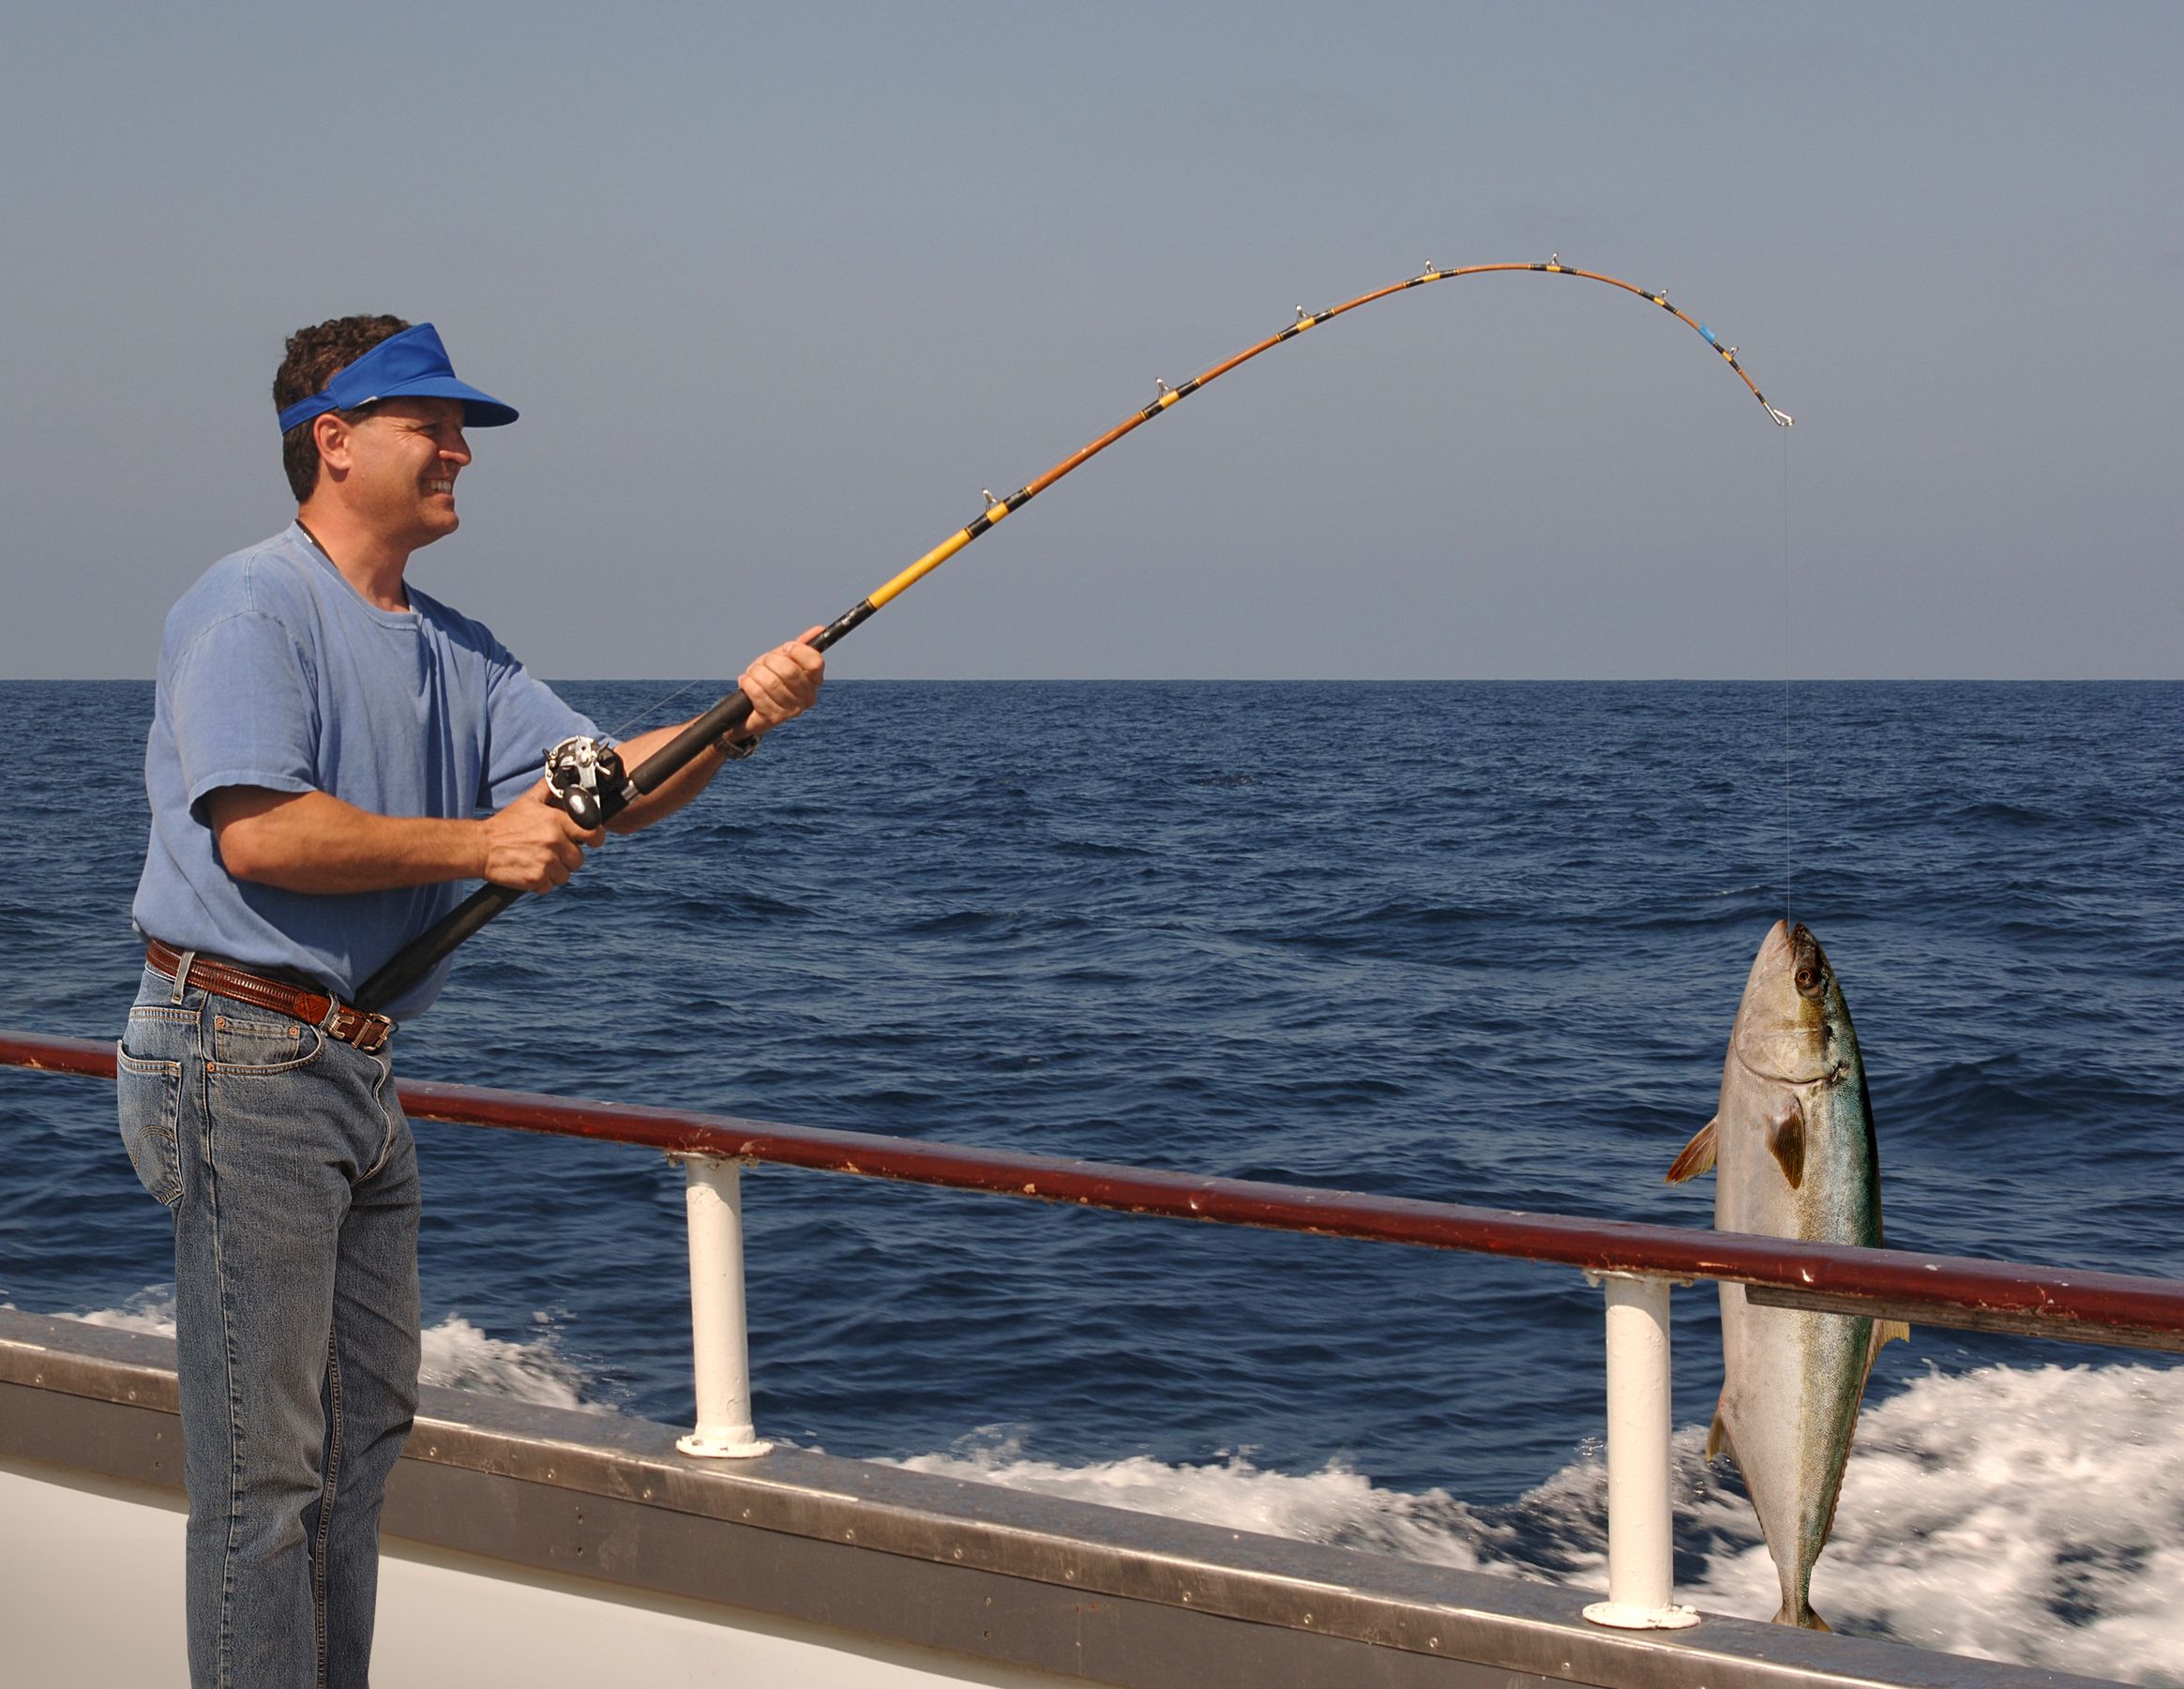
144, 940, 396, 1054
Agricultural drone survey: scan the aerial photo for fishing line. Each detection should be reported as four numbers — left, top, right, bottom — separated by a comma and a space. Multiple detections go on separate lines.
355, 257, 1795, 1013
603, 677, 707, 746
1783, 426, 1794, 927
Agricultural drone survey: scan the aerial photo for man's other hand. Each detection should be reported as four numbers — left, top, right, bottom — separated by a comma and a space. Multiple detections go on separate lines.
738, 626, 827, 737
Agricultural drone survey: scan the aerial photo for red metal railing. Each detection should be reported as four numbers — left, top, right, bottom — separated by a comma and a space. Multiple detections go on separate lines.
8, 1027, 2180, 1353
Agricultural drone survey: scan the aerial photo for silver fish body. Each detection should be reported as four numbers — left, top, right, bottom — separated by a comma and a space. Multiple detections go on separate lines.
1666, 920, 1903, 1630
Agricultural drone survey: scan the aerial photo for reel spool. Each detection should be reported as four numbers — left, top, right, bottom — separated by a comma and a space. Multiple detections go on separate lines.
544, 735, 627, 831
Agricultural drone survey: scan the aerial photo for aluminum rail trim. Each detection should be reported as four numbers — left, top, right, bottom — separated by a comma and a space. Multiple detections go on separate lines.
8, 1028, 2183, 1350
0, 1310, 2124, 1689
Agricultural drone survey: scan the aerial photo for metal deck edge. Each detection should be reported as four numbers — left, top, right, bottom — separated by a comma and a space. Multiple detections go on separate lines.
0, 1308, 2124, 1689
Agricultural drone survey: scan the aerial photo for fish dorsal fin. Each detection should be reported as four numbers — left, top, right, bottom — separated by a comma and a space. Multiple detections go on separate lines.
1664, 1118, 1719, 1184
1769, 1099, 1805, 1189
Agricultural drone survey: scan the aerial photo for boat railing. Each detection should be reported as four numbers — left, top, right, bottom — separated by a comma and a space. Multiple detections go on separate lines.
8, 1025, 2181, 1636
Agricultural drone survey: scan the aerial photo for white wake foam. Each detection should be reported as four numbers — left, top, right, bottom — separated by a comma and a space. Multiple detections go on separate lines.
415, 1314, 601, 1410
888, 1430, 1502, 1570
886, 1365, 2184, 1685
1778, 1363, 2184, 1681
71, 1288, 602, 1412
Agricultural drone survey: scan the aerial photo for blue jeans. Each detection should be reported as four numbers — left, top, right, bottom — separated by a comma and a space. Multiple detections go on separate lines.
119, 960, 420, 1688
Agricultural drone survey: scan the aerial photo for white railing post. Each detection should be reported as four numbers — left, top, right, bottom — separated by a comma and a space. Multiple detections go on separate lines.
1582, 1271, 1698, 1630
676, 1155, 773, 1459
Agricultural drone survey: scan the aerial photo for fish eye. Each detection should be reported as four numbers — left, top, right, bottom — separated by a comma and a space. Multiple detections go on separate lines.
1794, 965, 1826, 999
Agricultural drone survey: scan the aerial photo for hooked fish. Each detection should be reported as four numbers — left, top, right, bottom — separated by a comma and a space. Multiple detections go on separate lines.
1665, 920, 1906, 1630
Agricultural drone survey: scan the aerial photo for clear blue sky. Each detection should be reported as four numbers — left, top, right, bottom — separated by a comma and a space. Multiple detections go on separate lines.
5, 2, 2177, 678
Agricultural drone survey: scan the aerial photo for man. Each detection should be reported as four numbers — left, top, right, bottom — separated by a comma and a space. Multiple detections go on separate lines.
118, 314, 824, 1686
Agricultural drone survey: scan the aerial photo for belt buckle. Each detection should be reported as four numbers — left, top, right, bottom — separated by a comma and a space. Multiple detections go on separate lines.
352, 1012, 395, 1054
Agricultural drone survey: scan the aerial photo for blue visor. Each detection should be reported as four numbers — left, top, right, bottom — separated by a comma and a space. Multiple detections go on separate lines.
276, 323, 518, 433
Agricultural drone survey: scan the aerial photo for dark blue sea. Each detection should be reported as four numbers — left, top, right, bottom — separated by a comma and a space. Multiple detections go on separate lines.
5, 679, 2181, 1677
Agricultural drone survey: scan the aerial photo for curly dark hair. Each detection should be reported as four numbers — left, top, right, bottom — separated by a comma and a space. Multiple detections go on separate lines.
275, 315, 411, 502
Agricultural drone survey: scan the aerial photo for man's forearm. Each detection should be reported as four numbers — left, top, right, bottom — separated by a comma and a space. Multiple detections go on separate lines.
212, 789, 485, 894
603, 717, 741, 834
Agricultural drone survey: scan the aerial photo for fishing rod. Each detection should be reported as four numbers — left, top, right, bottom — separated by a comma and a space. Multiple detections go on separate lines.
354, 257, 1792, 1013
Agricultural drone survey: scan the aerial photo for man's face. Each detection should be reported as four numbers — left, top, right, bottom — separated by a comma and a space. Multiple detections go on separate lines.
337, 397, 472, 547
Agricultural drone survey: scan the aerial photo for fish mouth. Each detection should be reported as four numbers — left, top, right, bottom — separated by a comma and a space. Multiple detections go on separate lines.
1758, 922, 1830, 996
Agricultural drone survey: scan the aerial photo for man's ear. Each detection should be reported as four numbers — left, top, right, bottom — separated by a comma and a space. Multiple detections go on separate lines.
312, 411, 353, 479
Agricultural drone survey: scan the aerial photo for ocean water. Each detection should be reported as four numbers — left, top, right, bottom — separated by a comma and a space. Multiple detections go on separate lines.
4, 677, 2181, 1680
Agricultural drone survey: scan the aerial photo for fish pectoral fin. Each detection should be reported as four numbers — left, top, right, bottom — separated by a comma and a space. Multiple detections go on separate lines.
1871, 1320, 1911, 1360
1768, 1098, 1806, 1189
1664, 1117, 1719, 1184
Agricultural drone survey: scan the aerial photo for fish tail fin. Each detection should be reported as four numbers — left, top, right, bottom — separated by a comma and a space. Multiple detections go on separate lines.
1665, 1118, 1719, 1184
1774, 1599, 1831, 1632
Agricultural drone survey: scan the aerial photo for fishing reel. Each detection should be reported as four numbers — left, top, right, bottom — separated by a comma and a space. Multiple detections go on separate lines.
544, 735, 627, 831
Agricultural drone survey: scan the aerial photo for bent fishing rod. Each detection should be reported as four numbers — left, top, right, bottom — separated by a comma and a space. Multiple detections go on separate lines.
354, 257, 1792, 1013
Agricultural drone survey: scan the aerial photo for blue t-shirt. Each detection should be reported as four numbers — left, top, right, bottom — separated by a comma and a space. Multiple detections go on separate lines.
131, 523, 599, 1020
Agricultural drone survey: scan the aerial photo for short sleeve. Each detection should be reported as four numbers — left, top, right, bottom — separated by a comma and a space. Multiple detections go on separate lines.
479, 649, 600, 812
168, 611, 319, 820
